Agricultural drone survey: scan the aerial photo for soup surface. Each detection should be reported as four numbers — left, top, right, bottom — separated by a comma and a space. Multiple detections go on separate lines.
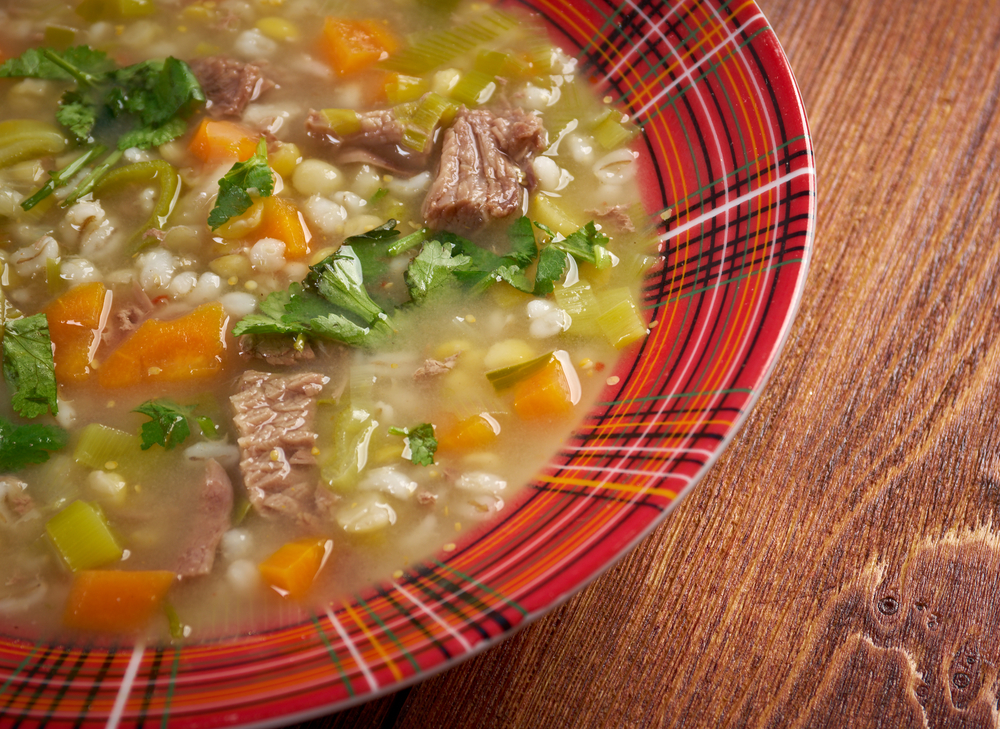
0, 0, 654, 643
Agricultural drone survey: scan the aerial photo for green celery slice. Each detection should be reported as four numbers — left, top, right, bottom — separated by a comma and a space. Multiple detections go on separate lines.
486, 351, 555, 391
46, 500, 123, 571
596, 288, 648, 349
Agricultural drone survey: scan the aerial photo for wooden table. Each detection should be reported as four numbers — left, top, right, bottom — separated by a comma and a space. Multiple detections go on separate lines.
294, 0, 1000, 725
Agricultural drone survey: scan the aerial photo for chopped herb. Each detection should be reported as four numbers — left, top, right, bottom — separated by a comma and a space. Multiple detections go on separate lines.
0, 45, 204, 209
133, 399, 196, 450
207, 138, 274, 229
0, 417, 68, 472
2, 313, 59, 419
404, 240, 472, 303
388, 423, 437, 466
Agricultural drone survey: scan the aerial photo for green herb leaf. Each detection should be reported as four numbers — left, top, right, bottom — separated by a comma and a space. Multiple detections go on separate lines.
0, 45, 115, 83
404, 240, 472, 303
533, 246, 569, 295
134, 399, 195, 450
306, 245, 391, 325
207, 138, 274, 229
388, 423, 437, 466
506, 215, 538, 266
0, 417, 68, 471
2, 313, 59, 419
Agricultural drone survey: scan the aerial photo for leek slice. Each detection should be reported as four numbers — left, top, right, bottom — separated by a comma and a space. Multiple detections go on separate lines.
0, 120, 68, 171
596, 288, 648, 349
46, 500, 123, 571
486, 351, 555, 391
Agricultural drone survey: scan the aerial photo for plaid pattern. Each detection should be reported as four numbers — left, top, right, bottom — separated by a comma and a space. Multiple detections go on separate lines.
0, 0, 814, 724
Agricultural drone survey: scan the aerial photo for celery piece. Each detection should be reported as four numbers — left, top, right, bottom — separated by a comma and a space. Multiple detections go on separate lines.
0, 120, 68, 170
73, 423, 142, 471
76, 0, 156, 22
44, 25, 77, 49
386, 74, 428, 105
596, 288, 648, 349
46, 500, 123, 571
319, 109, 362, 136
592, 109, 639, 150
554, 280, 601, 336
31, 454, 79, 510
531, 194, 584, 238
379, 9, 520, 75
403, 93, 456, 152
486, 351, 555, 391
450, 70, 497, 107
320, 405, 377, 490
93, 160, 180, 253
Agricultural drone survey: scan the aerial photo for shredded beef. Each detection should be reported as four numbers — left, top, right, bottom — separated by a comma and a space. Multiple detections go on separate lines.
413, 352, 460, 381
587, 204, 637, 232
230, 370, 329, 520
190, 56, 272, 118
306, 107, 432, 174
421, 107, 546, 232
174, 459, 233, 577
238, 334, 316, 366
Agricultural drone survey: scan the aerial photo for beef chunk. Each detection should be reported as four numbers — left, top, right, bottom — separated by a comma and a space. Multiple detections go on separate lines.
190, 56, 271, 118
306, 108, 431, 174
230, 370, 328, 519
587, 204, 637, 232
174, 459, 233, 577
238, 334, 316, 366
421, 107, 546, 232
413, 352, 460, 381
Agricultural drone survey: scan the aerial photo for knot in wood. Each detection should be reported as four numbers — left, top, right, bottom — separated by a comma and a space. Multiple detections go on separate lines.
952, 672, 971, 689
876, 595, 899, 615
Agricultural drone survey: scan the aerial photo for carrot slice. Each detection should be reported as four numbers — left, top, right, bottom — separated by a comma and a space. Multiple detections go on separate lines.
45, 282, 111, 383
98, 302, 230, 389
257, 196, 311, 259
437, 413, 500, 452
189, 118, 260, 164
259, 538, 331, 599
64, 570, 176, 633
512, 359, 575, 421
319, 18, 398, 76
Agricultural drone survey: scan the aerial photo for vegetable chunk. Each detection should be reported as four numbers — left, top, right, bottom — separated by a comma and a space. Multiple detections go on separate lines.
259, 538, 331, 599
98, 303, 230, 389
64, 570, 176, 633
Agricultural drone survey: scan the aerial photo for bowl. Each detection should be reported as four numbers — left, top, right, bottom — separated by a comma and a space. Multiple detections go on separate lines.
0, 0, 814, 724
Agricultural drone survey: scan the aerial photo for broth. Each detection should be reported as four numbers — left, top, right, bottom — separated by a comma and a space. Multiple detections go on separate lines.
0, 0, 655, 643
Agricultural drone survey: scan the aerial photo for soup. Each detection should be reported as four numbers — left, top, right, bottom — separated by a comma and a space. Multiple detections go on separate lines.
0, 0, 655, 642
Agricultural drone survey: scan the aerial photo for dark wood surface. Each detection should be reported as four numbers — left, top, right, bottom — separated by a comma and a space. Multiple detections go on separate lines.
293, 0, 1000, 725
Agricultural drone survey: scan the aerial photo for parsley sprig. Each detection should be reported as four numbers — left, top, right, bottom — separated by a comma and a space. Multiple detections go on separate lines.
134, 399, 219, 451
207, 138, 274, 229
0, 45, 204, 210
388, 424, 438, 466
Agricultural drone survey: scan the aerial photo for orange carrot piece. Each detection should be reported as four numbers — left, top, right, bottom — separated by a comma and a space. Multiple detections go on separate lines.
259, 538, 331, 599
257, 196, 311, 259
512, 359, 574, 421
64, 570, 176, 633
189, 118, 259, 164
45, 282, 111, 383
319, 18, 398, 76
98, 302, 230, 389
437, 413, 499, 452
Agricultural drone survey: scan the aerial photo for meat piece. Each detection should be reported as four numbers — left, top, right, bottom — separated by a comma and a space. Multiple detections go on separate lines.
0, 476, 34, 526
587, 204, 637, 232
306, 108, 432, 174
421, 107, 546, 232
238, 334, 316, 366
230, 370, 329, 520
174, 459, 233, 577
189, 56, 272, 118
413, 352, 460, 381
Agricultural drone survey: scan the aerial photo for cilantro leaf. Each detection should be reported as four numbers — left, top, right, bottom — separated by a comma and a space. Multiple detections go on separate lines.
0, 45, 115, 83
306, 245, 392, 326
0, 417, 68, 472
404, 241, 472, 303
506, 215, 538, 266
2, 314, 59, 419
542, 220, 613, 268
388, 423, 437, 466
133, 399, 195, 450
208, 138, 274, 229
533, 246, 569, 295
117, 115, 188, 150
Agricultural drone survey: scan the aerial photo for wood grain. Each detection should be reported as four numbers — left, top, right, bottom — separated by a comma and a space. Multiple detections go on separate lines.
292, 0, 1000, 725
